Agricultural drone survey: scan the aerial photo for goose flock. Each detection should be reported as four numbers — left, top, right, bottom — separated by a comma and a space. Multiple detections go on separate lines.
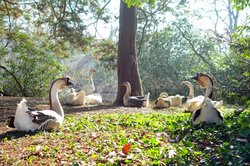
6, 72, 224, 132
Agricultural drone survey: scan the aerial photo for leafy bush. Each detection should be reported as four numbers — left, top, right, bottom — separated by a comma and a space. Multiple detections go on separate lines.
0, 31, 65, 97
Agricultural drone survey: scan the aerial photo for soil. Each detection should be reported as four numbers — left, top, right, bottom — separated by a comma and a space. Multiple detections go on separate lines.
0, 97, 182, 136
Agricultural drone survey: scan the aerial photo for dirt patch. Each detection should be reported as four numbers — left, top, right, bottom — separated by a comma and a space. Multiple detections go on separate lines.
0, 97, 183, 135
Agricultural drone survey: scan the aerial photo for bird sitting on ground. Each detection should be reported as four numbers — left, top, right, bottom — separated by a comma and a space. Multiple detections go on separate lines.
121, 81, 149, 107
192, 97, 223, 125
191, 73, 223, 109
154, 92, 172, 109
167, 94, 185, 107
7, 77, 74, 131
190, 73, 223, 125
85, 93, 102, 105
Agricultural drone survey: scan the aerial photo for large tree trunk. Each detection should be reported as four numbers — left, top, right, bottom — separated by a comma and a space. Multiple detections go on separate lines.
114, 1, 143, 105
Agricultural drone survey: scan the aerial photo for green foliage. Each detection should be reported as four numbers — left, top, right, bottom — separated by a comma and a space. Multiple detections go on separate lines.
137, 5, 249, 104
0, 0, 113, 97
0, 31, 65, 96
123, 0, 156, 8
93, 40, 117, 70
1, 107, 249, 165
230, 0, 250, 11
138, 18, 219, 98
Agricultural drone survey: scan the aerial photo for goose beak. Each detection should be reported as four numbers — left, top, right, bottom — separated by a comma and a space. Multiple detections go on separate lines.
66, 79, 74, 86
191, 75, 198, 81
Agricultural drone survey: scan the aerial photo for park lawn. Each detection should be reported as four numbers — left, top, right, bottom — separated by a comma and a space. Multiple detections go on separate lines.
0, 106, 249, 165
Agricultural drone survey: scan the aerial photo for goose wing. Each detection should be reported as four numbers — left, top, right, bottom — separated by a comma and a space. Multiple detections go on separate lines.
215, 108, 223, 121
27, 109, 61, 130
128, 96, 146, 107
192, 109, 201, 122
131, 96, 145, 99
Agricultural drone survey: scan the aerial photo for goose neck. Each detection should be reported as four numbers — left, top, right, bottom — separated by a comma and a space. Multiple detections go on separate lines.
49, 82, 64, 118
187, 84, 194, 99
205, 85, 213, 99
123, 84, 131, 99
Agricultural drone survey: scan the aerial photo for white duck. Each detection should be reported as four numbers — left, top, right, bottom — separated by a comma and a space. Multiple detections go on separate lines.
154, 95, 172, 109
71, 91, 86, 106
121, 81, 149, 107
85, 93, 102, 105
181, 81, 223, 112
181, 81, 206, 112
7, 77, 73, 132
167, 94, 185, 107
81, 68, 96, 95
65, 88, 77, 104
191, 73, 223, 109
192, 98, 223, 125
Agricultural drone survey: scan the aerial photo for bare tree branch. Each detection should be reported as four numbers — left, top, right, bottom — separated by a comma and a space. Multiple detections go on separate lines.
0, 65, 27, 96
176, 26, 213, 67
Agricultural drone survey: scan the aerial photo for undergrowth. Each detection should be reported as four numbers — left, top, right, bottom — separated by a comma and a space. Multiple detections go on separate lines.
0, 107, 249, 165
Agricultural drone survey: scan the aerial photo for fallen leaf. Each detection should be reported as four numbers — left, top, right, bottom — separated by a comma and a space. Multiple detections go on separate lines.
122, 143, 131, 155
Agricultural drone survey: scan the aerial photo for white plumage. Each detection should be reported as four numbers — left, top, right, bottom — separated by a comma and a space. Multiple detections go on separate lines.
81, 68, 96, 95
8, 77, 73, 132
71, 91, 86, 106
14, 98, 39, 132
192, 98, 223, 125
154, 96, 172, 109
85, 93, 103, 105
167, 94, 185, 106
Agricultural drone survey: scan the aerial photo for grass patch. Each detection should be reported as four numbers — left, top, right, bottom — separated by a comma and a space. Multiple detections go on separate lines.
0, 107, 249, 165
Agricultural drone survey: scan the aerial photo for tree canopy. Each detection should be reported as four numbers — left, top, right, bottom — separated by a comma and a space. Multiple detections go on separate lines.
0, 0, 249, 104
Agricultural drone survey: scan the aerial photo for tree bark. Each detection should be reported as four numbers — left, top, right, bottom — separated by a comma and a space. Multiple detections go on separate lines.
114, 1, 143, 105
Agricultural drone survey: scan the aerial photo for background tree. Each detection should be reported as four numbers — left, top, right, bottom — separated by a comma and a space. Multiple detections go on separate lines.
114, 0, 142, 105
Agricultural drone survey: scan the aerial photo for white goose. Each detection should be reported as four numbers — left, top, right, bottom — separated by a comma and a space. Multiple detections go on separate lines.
167, 94, 185, 107
191, 73, 223, 108
7, 77, 73, 132
181, 81, 223, 112
65, 88, 77, 104
121, 81, 149, 107
192, 98, 223, 125
181, 81, 207, 112
71, 91, 86, 106
154, 97, 172, 109
81, 68, 96, 95
191, 73, 223, 125
85, 93, 102, 105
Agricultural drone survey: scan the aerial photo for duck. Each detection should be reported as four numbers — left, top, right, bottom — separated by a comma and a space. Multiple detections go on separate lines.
190, 73, 223, 125
71, 90, 86, 106
121, 81, 148, 107
192, 98, 223, 125
154, 93, 172, 109
85, 93, 102, 105
65, 88, 78, 104
181, 81, 207, 112
191, 73, 223, 108
81, 68, 96, 95
159, 92, 169, 98
181, 80, 223, 112
167, 94, 185, 107
6, 76, 73, 132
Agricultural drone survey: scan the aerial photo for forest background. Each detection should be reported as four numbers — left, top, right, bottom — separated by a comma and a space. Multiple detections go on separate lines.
0, 0, 249, 105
